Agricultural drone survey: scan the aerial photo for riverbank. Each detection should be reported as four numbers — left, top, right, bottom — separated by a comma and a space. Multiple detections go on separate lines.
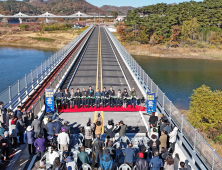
0, 28, 78, 50
122, 44, 222, 61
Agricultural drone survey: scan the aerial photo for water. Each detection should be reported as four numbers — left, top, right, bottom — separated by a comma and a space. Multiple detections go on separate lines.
0, 46, 55, 93
133, 55, 222, 110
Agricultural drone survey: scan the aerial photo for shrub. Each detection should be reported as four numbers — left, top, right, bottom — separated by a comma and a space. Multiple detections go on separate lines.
20, 24, 30, 30
29, 37, 55, 42
3, 23, 8, 27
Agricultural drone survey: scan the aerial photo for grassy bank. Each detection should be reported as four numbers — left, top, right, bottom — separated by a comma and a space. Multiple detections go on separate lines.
112, 32, 222, 61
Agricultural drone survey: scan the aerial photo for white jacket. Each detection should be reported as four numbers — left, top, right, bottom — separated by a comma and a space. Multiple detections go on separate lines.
49, 151, 59, 165
57, 132, 70, 145
169, 127, 178, 143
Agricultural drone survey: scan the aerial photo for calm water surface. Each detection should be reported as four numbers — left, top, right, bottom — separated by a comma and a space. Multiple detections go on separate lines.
133, 55, 222, 110
0, 47, 55, 93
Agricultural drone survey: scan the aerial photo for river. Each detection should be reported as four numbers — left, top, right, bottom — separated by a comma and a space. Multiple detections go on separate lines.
133, 55, 222, 110
1, 47, 222, 110
0, 46, 55, 93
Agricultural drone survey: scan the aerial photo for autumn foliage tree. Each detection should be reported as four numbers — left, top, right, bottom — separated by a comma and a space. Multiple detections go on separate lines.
170, 25, 181, 47
188, 85, 222, 143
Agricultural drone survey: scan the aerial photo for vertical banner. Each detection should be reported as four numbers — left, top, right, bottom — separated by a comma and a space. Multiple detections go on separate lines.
45, 89, 55, 113
147, 92, 156, 114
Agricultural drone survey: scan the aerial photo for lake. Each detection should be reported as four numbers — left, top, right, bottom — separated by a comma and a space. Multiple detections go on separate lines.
0, 46, 55, 93
133, 55, 222, 110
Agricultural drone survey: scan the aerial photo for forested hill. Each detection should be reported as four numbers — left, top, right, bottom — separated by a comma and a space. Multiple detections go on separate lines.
0, 0, 106, 15
118, 0, 222, 48
100, 5, 135, 15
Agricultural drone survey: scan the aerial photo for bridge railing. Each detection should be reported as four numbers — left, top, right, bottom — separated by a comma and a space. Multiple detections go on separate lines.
0, 25, 93, 109
104, 26, 222, 170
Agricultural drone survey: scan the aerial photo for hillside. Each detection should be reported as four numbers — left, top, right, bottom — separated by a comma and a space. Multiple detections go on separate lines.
100, 5, 135, 15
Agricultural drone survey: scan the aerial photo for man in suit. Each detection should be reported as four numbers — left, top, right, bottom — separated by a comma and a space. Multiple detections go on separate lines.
101, 87, 108, 108
129, 88, 137, 108
87, 86, 94, 108
82, 88, 87, 108
63, 88, 70, 109
70, 88, 75, 109
54, 88, 63, 109
108, 86, 115, 108
122, 88, 128, 108
116, 89, 122, 108
75, 88, 82, 109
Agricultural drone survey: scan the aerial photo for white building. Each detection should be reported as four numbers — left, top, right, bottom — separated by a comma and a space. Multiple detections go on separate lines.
116, 16, 125, 21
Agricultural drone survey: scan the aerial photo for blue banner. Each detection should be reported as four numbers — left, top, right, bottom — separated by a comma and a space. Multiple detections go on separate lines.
45, 89, 55, 113
147, 92, 156, 114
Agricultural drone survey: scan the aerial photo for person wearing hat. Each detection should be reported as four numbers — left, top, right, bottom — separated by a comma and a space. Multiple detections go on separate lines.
121, 88, 128, 108
32, 115, 41, 138
9, 120, 18, 150
53, 117, 62, 135
62, 121, 70, 135
65, 156, 78, 170
100, 149, 113, 170
26, 125, 35, 156
57, 127, 69, 153
136, 152, 149, 170
129, 88, 137, 108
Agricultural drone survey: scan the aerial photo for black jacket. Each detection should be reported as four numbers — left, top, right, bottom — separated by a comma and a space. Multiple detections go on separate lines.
108, 90, 115, 97
121, 91, 128, 98
105, 125, 119, 138
55, 92, 63, 98
149, 115, 157, 126
148, 139, 161, 152
75, 92, 82, 97
102, 91, 109, 97
87, 89, 94, 97
136, 158, 149, 170
93, 139, 104, 153
63, 91, 70, 98
82, 91, 87, 97
160, 122, 167, 132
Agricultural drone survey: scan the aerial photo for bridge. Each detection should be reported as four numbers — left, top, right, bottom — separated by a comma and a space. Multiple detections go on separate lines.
0, 25, 221, 170
0, 11, 128, 23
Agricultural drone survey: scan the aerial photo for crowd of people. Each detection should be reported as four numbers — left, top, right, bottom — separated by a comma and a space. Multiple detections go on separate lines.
55, 86, 140, 110
0, 99, 189, 170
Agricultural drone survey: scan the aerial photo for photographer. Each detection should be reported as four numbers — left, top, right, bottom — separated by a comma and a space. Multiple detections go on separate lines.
94, 113, 103, 136
105, 119, 119, 146
84, 118, 95, 148
117, 120, 127, 137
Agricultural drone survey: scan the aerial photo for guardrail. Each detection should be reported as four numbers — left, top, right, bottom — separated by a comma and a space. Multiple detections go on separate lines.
104, 26, 222, 170
0, 25, 93, 110
32, 26, 94, 116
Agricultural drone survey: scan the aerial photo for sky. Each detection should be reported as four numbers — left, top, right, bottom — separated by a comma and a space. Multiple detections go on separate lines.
86, 0, 202, 7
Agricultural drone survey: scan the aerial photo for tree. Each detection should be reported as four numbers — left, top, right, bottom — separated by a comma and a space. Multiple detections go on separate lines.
170, 25, 181, 47
181, 18, 200, 40
111, 11, 118, 19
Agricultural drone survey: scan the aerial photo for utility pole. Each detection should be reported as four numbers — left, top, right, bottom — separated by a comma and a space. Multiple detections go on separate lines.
94, 12, 95, 25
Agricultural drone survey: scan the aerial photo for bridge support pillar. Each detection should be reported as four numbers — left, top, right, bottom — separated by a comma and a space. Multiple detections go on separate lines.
19, 18, 22, 24
46, 18, 49, 23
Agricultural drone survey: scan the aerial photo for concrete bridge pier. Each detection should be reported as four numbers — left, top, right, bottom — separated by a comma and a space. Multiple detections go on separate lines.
46, 18, 49, 23
19, 18, 22, 24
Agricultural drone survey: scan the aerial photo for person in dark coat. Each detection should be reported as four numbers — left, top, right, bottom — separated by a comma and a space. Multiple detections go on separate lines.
52, 157, 65, 170
149, 112, 158, 127
108, 86, 115, 108
105, 120, 119, 145
14, 106, 23, 119
9, 120, 18, 150
26, 126, 35, 156
105, 141, 116, 161
163, 122, 172, 135
116, 89, 122, 108
148, 134, 161, 153
53, 117, 62, 135
16, 116, 26, 144
46, 118, 54, 136
117, 121, 127, 137
62, 121, 70, 135
54, 88, 63, 109
179, 162, 189, 170
78, 146, 89, 166
0, 101, 6, 124
93, 135, 105, 168
6, 109, 13, 128
75, 88, 82, 109
22, 111, 29, 127
87, 86, 94, 108
121, 88, 128, 108
101, 87, 109, 108
149, 151, 163, 170
160, 119, 167, 132
63, 88, 71, 109
136, 152, 149, 170
1, 131, 10, 161
82, 88, 87, 108
100, 149, 113, 170
34, 133, 46, 159
32, 115, 41, 138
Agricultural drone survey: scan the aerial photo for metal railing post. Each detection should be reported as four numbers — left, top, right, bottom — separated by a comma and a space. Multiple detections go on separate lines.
181, 114, 184, 133
151, 79, 153, 92
9, 86, 11, 102
36, 66, 38, 78
156, 85, 158, 97
18, 80, 20, 94
194, 129, 197, 151
41, 63, 42, 75
170, 101, 172, 118
163, 93, 165, 107
31, 70, 33, 82
212, 149, 216, 170
25, 74, 27, 88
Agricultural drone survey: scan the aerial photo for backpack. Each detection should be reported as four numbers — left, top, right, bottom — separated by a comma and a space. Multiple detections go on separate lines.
66, 161, 77, 170
152, 141, 157, 149
101, 155, 113, 170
